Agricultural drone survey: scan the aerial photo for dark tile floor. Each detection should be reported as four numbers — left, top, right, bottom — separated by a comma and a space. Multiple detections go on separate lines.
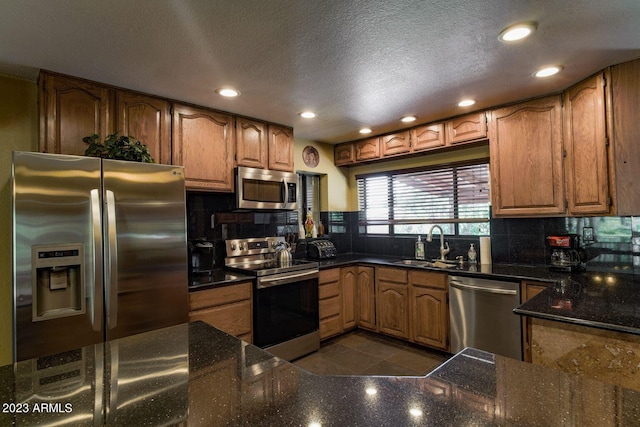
291, 329, 451, 376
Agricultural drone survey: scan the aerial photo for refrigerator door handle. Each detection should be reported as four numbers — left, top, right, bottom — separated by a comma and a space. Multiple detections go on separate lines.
105, 190, 118, 329
90, 189, 103, 331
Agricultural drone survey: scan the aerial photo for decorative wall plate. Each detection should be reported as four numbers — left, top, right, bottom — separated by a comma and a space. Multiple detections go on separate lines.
302, 145, 319, 168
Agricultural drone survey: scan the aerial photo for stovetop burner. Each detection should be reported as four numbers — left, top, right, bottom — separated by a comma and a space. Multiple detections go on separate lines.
224, 236, 318, 276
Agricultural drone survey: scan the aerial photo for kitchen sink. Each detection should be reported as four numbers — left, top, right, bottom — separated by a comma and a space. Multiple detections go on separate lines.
393, 259, 458, 269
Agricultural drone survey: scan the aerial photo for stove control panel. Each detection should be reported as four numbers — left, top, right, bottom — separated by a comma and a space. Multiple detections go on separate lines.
225, 236, 285, 258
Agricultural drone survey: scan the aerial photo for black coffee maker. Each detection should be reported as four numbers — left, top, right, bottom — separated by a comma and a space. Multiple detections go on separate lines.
547, 235, 584, 272
188, 239, 215, 277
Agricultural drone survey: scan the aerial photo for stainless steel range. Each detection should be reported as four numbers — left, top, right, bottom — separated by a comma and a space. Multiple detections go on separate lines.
225, 237, 319, 361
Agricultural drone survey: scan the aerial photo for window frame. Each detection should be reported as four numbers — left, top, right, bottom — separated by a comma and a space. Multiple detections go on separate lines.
356, 158, 491, 236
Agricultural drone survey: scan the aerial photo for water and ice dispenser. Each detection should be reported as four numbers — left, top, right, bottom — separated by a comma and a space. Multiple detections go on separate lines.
32, 244, 85, 320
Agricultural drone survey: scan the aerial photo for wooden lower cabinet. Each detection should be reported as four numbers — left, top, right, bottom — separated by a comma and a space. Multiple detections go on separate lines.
319, 268, 342, 340
188, 282, 252, 343
376, 267, 409, 339
409, 270, 449, 351
356, 266, 376, 331
341, 266, 357, 329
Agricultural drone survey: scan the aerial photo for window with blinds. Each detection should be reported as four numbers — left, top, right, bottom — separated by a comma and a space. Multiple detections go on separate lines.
356, 160, 490, 236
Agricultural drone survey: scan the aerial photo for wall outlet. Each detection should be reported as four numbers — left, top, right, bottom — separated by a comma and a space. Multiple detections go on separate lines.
583, 227, 594, 242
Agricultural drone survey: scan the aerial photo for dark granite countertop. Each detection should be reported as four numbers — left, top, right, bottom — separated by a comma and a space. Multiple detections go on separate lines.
188, 267, 253, 291
2, 321, 639, 426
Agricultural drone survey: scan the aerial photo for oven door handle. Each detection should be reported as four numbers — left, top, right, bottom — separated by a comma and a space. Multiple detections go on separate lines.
257, 270, 319, 289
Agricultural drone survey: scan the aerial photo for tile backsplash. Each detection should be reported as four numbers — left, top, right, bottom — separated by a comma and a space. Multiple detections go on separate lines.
186, 192, 639, 272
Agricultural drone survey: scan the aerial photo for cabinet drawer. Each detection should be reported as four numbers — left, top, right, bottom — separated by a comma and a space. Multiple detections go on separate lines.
320, 316, 343, 339
409, 270, 448, 290
319, 268, 340, 284
376, 267, 408, 284
319, 296, 340, 319
319, 282, 340, 299
189, 282, 252, 311
189, 300, 252, 337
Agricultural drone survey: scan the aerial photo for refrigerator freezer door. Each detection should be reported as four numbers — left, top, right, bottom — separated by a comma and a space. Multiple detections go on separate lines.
13, 152, 104, 362
102, 159, 189, 340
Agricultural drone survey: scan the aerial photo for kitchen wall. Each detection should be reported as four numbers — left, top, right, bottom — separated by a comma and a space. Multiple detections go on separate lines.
0, 74, 39, 365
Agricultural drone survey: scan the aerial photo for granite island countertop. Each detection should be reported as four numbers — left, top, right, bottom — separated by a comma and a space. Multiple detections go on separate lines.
2, 321, 640, 426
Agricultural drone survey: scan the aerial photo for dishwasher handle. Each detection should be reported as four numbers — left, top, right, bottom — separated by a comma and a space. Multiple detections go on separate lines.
449, 279, 518, 295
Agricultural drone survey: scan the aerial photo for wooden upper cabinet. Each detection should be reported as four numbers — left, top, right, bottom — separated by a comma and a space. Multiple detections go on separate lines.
564, 72, 611, 215
411, 123, 446, 152
355, 137, 380, 161
334, 143, 355, 166
172, 103, 235, 192
39, 72, 113, 156
381, 131, 411, 157
236, 117, 268, 169
489, 96, 565, 217
611, 58, 640, 216
116, 92, 171, 164
268, 124, 294, 172
445, 112, 487, 145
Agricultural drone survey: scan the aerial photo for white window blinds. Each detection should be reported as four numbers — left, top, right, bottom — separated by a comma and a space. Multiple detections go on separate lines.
356, 161, 490, 235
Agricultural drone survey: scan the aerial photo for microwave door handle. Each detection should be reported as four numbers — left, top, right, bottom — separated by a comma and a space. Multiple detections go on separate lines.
281, 179, 287, 207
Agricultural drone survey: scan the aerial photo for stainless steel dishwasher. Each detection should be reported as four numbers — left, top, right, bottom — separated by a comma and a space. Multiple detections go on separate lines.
449, 275, 523, 360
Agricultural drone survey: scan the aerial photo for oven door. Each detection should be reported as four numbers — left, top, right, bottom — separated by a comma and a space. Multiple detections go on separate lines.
253, 269, 319, 349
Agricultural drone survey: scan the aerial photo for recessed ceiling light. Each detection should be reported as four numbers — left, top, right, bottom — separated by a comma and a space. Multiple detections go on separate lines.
299, 111, 317, 119
401, 116, 417, 123
216, 87, 240, 97
499, 22, 537, 42
534, 65, 563, 78
458, 99, 476, 107
359, 128, 372, 134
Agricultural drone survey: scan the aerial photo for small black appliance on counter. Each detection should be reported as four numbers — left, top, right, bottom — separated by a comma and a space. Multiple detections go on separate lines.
547, 234, 585, 272
188, 239, 215, 277
295, 238, 337, 259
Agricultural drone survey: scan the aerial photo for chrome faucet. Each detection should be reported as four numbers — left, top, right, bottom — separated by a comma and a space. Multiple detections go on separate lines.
426, 225, 450, 261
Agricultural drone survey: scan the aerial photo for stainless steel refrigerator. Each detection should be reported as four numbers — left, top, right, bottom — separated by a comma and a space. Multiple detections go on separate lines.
12, 151, 189, 362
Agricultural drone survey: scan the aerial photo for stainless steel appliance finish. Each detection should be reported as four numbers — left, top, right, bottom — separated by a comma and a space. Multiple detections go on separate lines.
449, 275, 522, 360
236, 166, 298, 210
225, 236, 319, 361
12, 151, 189, 362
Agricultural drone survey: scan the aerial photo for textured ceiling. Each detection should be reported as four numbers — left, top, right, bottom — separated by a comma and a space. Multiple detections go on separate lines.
1, 0, 639, 144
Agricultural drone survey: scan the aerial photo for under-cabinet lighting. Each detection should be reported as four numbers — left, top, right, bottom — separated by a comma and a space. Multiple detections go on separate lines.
499, 22, 537, 42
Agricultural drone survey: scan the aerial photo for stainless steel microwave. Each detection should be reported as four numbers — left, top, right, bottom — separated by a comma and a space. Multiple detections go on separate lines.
236, 166, 298, 210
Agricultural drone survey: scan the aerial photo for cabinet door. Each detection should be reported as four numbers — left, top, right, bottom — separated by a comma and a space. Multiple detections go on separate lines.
489, 96, 565, 216
445, 112, 487, 145
411, 123, 446, 152
39, 72, 113, 156
237, 117, 268, 169
381, 131, 411, 157
564, 72, 611, 215
355, 137, 380, 161
611, 58, 640, 215
268, 124, 294, 172
356, 266, 376, 331
172, 104, 235, 192
334, 143, 355, 166
376, 268, 409, 339
116, 91, 171, 164
341, 267, 357, 330
411, 287, 448, 350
